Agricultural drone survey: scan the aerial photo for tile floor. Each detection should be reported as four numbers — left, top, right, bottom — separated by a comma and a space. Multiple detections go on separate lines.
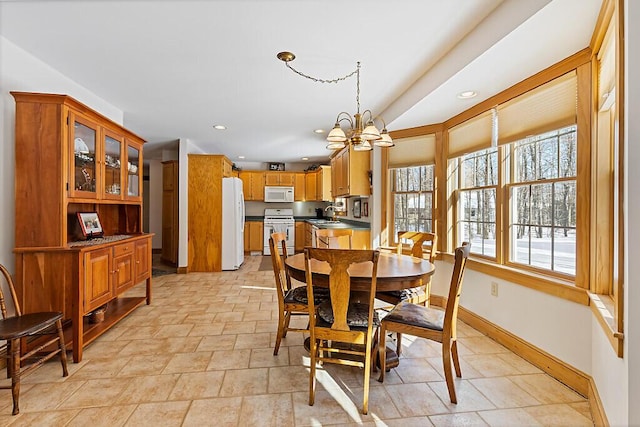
0, 256, 594, 426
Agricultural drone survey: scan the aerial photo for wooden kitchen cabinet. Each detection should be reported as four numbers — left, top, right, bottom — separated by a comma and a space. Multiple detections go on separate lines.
244, 221, 264, 253
12, 92, 152, 363
305, 222, 314, 247
305, 172, 317, 201
222, 157, 235, 177
294, 173, 306, 201
239, 171, 265, 200
303, 166, 331, 201
162, 161, 178, 265
265, 171, 295, 186
315, 165, 332, 201
331, 145, 370, 197
295, 221, 306, 252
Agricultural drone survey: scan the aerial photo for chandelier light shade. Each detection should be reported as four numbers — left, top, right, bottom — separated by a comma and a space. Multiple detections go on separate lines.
277, 51, 393, 151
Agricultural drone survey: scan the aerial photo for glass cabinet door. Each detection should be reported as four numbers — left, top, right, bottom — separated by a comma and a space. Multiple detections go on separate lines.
70, 114, 98, 198
126, 143, 141, 199
104, 132, 123, 199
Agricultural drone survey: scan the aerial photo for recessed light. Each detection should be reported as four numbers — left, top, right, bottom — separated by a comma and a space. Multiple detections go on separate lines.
457, 91, 477, 99
313, 129, 325, 134
213, 125, 227, 130
238, 155, 245, 159
301, 157, 309, 161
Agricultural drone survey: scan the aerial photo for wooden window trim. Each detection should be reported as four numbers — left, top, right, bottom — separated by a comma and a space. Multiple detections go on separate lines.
440, 252, 588, 305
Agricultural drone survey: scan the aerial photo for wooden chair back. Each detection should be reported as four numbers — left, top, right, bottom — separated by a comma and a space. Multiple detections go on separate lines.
0, 263, 21, 318
304, 247, 380, 414
314, 228, 353, 249
443, 242, 471, 337
0, 263, 69, 415
396, 231, 437, 261
269, 232, 291, 295
377, 242, 471, 404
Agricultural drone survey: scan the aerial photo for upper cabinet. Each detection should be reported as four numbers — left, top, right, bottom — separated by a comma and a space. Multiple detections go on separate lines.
264, 171, 295, 186
69, 112, 100, 199
12, 92, 146, 248
222, 157, 237, 177
294, 173, 306, 201
239, 171, 265, 201
125, 141, 142, 201
331, 145, 370, 197
303, 166, 331, 201
68, 109, 143, 202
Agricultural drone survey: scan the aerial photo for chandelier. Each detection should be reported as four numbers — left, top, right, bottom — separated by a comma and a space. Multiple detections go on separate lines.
277, 51, 394, 151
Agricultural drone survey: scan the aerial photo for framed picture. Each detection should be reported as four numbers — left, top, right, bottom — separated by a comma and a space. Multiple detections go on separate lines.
77, 212, 103, 238
363, 201, 369, 217
268, 162, 285, 171
353, 199, 361, 218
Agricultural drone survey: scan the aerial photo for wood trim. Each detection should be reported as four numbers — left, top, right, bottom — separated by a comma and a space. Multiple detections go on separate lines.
176, 266, 188, 274
588, 376, 609, 427
431, 294, 590, 397
444, 49, 592, 130
434, 130, 445, 250
589, 292, 624, 357
389, 123, 444, 140
576, 62, 592, 290
590, 0, 615, 54
10, 92, 145, 142
380, 148, 390, 247
614, 0, 625, 342
440, 253, 589, 305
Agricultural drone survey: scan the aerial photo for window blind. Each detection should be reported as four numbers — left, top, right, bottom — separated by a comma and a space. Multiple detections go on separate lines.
598, 15, 616, 111
389, 134, 436, 168
497, 71, 577, 145
447, 110, 493, 158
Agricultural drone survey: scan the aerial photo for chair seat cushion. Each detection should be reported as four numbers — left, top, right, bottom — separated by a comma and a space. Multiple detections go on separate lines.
0, 312, 63, 340
378, 287, 425, 301
383, 301, 444, 331
316, 300, 379, 327
286, 286, 329, 305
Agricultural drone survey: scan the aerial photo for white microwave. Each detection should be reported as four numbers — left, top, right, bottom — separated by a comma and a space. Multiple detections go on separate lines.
264, 186, 294, 203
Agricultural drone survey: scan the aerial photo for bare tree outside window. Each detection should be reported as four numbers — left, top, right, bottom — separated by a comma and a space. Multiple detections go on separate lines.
392, 165, 434, 239
456, 148, 498, 258
510, 126, 577, 275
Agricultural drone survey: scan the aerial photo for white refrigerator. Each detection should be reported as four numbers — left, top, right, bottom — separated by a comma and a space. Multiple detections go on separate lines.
221, 177, 245, 270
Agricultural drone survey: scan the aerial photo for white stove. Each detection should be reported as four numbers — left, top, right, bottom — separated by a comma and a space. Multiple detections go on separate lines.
263, 208, 295, 255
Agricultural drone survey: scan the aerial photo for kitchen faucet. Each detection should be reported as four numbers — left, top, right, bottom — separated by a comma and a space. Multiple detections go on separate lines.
324, 203, 340, 221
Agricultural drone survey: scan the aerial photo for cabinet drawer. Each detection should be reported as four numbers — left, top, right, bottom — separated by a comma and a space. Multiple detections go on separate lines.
113, 242, 134, 257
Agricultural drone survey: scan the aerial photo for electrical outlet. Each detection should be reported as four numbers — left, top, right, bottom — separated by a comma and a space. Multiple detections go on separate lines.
491, 282, 498, 297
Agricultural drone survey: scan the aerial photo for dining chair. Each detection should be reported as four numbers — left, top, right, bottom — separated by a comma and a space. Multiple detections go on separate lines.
304, 247, 380, 415
314, 228, 353, 249
270, 232, 328, 355
0, 263, 69, 415
377, 231, 437, 355
377, 242, 471, 404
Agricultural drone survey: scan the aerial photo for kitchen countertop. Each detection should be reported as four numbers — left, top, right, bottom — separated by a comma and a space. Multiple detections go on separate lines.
303, 218, 370, 230
245, 216, 370, 230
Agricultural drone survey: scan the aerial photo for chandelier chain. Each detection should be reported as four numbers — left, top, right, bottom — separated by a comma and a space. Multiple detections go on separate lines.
284, 61, 359, 85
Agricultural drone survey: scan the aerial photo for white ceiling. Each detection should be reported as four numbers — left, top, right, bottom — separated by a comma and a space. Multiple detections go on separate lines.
0, 0, 602, 164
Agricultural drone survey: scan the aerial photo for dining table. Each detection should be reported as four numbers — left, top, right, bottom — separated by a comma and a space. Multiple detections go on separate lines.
284, 250, 436, 292
285, 250, 436, 369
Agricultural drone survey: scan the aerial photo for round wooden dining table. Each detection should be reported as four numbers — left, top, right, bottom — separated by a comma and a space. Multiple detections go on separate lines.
284, 251, 435, 292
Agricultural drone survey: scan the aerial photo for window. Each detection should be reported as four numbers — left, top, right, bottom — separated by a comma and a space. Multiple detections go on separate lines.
508, 126, 577, 275
392, 165, 434, 239
455, 148, 498, 257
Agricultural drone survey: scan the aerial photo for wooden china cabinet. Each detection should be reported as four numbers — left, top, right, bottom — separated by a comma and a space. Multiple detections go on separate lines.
11, 92, 152, 363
